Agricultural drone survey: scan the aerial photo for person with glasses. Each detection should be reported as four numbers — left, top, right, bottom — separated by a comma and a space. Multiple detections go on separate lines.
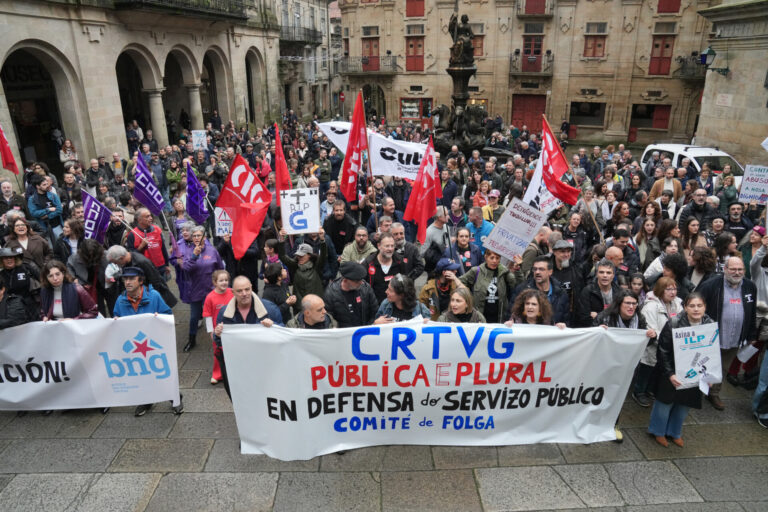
635, 277, 683, 407
678, 188, 717, 233
697, 257, 758, 410
649, 292, 713, 447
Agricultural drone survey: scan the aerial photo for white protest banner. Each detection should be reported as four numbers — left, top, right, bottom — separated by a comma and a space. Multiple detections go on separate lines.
214, 206, 232, 236
191, 130, 207, 151
223, 320, 648, 461
280, 188, 320, 235
738, 165, 768, 205
762, 137, 768, 154
0, 315, 180, 410
522, 156, 562, 214
317, 121, 426, 179
483, 198, 547, 260
672, 322, 721, 390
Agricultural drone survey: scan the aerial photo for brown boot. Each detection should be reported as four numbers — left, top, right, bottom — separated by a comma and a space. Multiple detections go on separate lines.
708, 394, 725, 410
654, 436, 669, 447
672, 437, 684, 447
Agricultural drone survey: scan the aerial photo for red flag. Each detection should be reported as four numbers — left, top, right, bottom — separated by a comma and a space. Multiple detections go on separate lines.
218, 154, 272, 259
0, 123, 19, 175
273, 123, 292, 206
404, 137, 439, 244
340, 92, 368, 202
540, 116, 581, 205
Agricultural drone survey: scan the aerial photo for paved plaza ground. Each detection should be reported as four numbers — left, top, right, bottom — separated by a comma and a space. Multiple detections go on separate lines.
0, 297, 766, 511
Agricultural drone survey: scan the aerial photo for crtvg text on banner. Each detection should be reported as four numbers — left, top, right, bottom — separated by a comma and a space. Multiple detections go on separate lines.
223, 321, 647, 460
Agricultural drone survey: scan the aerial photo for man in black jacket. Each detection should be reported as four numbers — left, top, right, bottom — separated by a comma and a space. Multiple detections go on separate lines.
324, 262, 378, 328
550, 240, 583, 321
576, 259, 621, 327
678, 189, 717, 231
105, 245, 178, 308
391, 222, 424, 281
323, 200, 357, 256
697, 257, 758, 410
509, 256, 570, 325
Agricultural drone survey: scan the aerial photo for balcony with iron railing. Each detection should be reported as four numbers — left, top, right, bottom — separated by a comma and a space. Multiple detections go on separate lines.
113, 0, 248, 19
509, 52, 553, 77
339, 55, 398, 74
280, 25, 323, 44
673, 57, 706, 81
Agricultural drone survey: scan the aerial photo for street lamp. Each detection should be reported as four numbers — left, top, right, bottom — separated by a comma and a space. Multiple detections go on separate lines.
699, 46, 729, 76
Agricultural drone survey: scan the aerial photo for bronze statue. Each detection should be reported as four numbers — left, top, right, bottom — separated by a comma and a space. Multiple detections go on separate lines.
449, 14, 475, 67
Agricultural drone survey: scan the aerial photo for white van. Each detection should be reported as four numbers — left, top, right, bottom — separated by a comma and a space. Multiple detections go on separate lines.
640, 144, 744, 185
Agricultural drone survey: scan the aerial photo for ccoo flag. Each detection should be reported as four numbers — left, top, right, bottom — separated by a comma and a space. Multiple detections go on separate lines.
133, 155, 166, 216
186, 162, 209, 225
81, 190, 112, 243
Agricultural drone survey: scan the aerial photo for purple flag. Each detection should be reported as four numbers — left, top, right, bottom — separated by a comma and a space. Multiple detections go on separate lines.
186, 162, 209, 225
133, 155, 165, 216
81, 190, 112, 244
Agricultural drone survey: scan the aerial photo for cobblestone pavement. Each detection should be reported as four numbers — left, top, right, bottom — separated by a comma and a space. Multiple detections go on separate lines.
0, 298, 766, 511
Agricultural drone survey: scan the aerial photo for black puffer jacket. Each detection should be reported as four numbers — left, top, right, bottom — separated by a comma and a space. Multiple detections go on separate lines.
654, 312, 715, 409
323, 278, 378, 328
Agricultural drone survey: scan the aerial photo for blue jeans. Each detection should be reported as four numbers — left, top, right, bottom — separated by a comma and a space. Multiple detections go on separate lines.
648, 400, 690, 438
753, 348, 768, 419
189, 300, 204, 339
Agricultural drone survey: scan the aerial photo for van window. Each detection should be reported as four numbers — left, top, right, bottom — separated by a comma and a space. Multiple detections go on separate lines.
642, 147, 668, 165
694, 156, 742, 175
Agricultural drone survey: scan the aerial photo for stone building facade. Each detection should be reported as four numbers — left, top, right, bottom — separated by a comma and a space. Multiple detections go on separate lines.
338, 0, 713, 142
0, 0, 281, 182
278, 0, 339, 118
697, 0, 768, 166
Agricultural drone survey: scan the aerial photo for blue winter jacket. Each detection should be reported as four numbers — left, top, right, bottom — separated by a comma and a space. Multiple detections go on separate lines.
113, 285, 173, 317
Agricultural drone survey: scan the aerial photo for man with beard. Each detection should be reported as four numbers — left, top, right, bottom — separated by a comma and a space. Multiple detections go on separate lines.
363, 233, 404, 304
521, 225, 552, 278
550, 239, 583, 321
341, 226, 377, 264
323, 200, 357, 256
391, 222, 424, 280
105, 208, 127, 247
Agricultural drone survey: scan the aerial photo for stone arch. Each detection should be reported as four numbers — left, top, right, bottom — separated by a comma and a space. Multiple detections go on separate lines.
163, 46, 200, 142
118, 43, 163, 90
1, 39, 93, 175
202, 45, 233, 125
245, 46, 268, 128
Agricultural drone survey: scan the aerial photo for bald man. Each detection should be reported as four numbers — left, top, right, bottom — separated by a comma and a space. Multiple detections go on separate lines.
214, 276, 283, 399
605, 246, 630, 281
286, 294, 337, 329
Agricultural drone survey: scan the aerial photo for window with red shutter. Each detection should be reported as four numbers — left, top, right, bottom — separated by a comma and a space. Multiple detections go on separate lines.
652, 105, 671, 129
649, 35, 674, 75
657, 0, 681, 13
406, 0, 424, 17
584, 35, 606, 58
405, 36, 424, 71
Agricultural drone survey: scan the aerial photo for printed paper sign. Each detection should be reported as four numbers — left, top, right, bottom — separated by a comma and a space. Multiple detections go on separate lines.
0, 315, 180, 410
223, 321, 648, 460
280, 188, 320, 235
672, 322, 721, 390
191, 130, 207, 151
483, 198, 547, 260
738, 165, 768, 205
214, 206, 232, 236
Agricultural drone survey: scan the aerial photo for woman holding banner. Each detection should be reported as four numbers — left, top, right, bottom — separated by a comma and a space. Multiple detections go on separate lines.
505, 289, 564, 328
649, 292, 713, 447
40, 260, 98, 321
437, 287, 485, 323
374, 274, 431, 323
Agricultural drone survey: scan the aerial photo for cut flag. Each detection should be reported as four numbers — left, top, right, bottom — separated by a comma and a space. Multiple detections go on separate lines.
186, 161, 209, 225
0, 123, 19, 175
403, 136, 441, 244
217, 154, 272, 259
273, 123, 292, 206
339, 92, 368, 202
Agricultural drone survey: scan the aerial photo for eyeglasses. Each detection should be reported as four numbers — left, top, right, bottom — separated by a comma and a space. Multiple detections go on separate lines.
623, 301, 638, 307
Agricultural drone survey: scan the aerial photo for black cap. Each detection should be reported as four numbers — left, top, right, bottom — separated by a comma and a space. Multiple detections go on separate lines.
339, 261, 366, 281
121, 266, 144, 278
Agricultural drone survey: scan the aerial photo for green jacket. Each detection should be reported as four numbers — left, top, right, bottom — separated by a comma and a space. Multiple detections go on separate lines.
278, 240, 327, 303
314, 158, 332, 182
340, 241, 377, 264
459, 263, 523, 323
418, 278, 457, 320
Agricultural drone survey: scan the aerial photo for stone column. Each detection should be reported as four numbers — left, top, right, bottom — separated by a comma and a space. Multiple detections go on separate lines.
187, 84, 204, 130
145, 89, 169, 148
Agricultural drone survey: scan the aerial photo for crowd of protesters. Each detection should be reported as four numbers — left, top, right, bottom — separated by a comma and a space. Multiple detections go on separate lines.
1, 110, 766, 442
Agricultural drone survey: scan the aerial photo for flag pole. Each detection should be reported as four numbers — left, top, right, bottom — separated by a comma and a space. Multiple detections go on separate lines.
360, 88, 378, 234
583, 203, 605, 245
